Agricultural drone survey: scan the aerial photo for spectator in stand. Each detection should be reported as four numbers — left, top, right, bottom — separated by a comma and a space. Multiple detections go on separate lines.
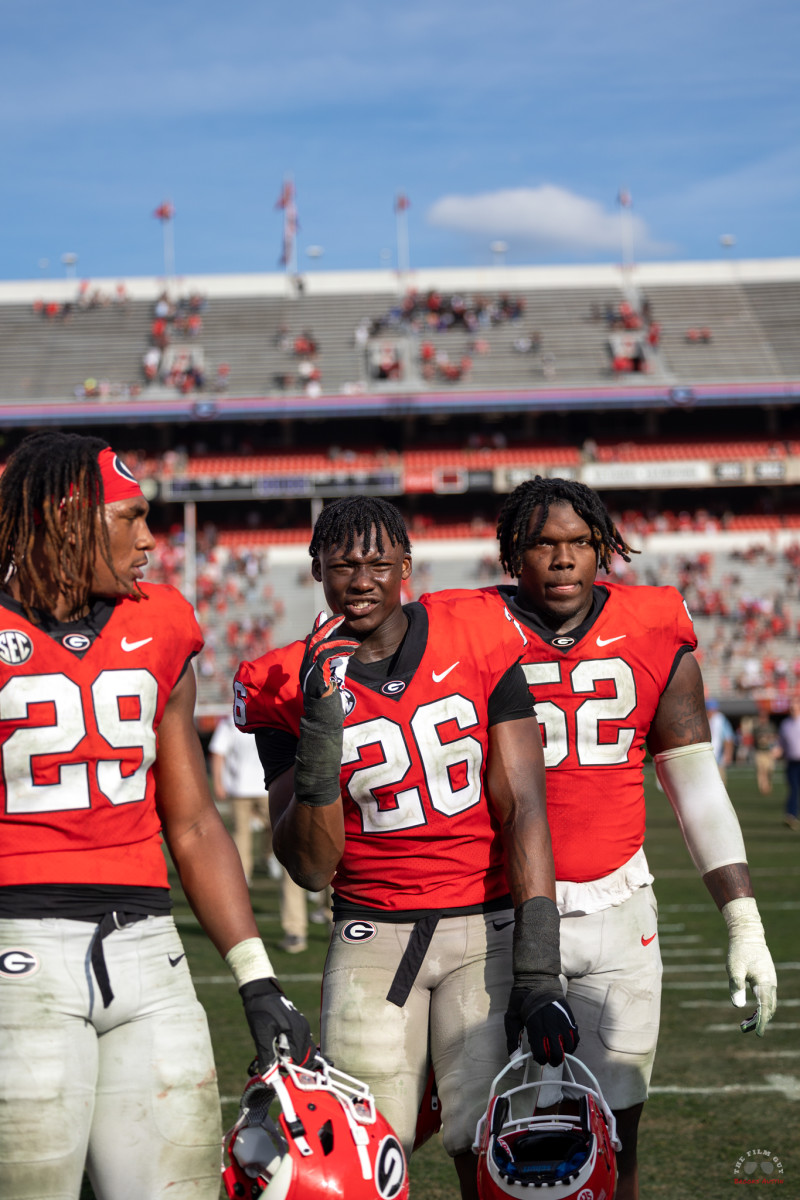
707, 699, 735, 783
151, 318, 169, 350
778, 700, 800, 830
154, 292, 172, 320
293, 331, 317, 356
142, 347, 161, 383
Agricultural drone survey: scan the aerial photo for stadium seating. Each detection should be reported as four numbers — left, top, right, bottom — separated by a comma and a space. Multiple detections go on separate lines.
2, 262, 799, 402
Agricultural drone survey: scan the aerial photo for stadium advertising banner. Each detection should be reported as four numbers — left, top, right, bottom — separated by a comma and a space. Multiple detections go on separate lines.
160, 470, 403, 501
583, 462, 715, 487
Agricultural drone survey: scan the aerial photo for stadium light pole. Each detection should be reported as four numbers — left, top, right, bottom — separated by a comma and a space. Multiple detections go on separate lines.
395, 194, 410, 283
61, 252, 78, 279
490, 240, 508, 266
162, 215, 176, 289
618, 189, 634, 276
183, 500, 197, 609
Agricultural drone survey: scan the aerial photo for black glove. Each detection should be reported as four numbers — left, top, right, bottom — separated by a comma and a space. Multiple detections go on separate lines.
505, 987, 579, 1066
504, 895, 579, 1066
240, 978, 316, 1071
294, 612, 359, 808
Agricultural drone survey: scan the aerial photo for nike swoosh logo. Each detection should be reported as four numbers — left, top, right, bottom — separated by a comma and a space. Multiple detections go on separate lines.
121, 636, 153, 652
432, 662, 460, 683
493, 919, 514, 931
641, 933, 657, 947
168, 952, 186, 968
596, 635, 626, 647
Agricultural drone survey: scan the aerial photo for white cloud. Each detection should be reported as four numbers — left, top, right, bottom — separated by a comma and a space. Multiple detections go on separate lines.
427, 185, 671, 256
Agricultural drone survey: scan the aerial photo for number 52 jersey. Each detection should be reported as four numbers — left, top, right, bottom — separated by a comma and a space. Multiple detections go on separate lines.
0, 584, 203, 889
234, 594, 533, 914
487, 580, 697, 883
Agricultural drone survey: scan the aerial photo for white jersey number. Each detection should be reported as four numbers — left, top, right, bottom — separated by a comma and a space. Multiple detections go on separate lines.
1, 669, 158, 813
522, 657, 636, 767
342, 695, 483, 833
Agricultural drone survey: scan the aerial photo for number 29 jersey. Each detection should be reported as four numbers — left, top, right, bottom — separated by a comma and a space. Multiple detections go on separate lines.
0, 583, 203, 889
489, 580, 697, 883
234, 594, 532, 913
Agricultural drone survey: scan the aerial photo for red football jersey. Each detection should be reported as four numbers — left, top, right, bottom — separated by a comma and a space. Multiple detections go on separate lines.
487, 581, 697, 881
0, 583, 203, 888
234, 594, 530, 912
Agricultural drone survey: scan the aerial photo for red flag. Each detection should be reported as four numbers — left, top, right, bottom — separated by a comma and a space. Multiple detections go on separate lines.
395, 193, 410, 213
275, 180, 294, 210
153, 201, 175, 221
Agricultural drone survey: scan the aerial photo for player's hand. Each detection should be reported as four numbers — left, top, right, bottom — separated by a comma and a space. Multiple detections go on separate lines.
300, 612, 359, 705
723, 898, 778, 1036
294, 613, 359, 809
240, 978, 316, 1070
505, 986, 579, 1066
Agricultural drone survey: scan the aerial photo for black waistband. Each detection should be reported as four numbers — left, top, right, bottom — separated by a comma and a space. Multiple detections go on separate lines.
0, 884, 172, 921
331, 893, 513, 924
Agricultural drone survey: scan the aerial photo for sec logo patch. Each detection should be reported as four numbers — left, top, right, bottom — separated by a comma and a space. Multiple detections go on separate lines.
340, 921, 378, 944
0, 630, 33, 666
0, 948, 40, 979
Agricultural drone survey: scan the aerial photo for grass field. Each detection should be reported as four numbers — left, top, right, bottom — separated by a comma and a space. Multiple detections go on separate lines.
82, 767, 798, 1197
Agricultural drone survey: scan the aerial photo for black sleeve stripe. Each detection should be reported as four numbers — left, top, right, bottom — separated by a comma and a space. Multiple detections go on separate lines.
254, 727, 299, 789
487, 662, 535, 727
664, 643, 695, 691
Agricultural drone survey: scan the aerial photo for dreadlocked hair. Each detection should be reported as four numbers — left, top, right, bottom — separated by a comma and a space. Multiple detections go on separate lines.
309, 496, 412, 558
496, 475, 637, 578
0, 431, 125, 621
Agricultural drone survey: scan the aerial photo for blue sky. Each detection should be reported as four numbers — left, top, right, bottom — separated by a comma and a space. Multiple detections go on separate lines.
2, 0, 797, 281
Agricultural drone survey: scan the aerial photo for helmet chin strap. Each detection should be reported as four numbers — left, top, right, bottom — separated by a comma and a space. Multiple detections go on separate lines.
270, 1071, 313, 1158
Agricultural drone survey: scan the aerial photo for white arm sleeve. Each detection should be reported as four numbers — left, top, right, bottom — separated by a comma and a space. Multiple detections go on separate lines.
653, 741, 747, 875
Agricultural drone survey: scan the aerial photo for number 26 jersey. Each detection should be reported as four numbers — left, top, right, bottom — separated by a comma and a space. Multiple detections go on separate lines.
234, 595, 533, 913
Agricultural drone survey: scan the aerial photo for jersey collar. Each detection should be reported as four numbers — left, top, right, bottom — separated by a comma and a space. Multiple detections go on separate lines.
0, 592, 117, 656
498, 583, 611, 652
345, 602, 428, 697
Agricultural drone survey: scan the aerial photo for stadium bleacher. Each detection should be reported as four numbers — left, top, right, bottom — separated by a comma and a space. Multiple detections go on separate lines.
2, 256, 800, 726
1, 258, 799, 403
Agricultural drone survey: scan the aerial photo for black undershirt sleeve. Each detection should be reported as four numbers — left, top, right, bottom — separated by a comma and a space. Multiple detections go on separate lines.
487, 661, 535, 726
664, 643, 695, 690
254, 726, 300, 789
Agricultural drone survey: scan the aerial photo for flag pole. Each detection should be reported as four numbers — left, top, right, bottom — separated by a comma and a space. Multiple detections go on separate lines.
395, 194, 410, 280
163, 208, 175, 288
153, 201, 176, 290
618, 188, 634, 275
276, 176, 298, 278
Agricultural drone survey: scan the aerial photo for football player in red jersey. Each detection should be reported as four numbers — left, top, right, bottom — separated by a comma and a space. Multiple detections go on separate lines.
0, 432, 313, 1200
234, 496, 578, 1200
474, 476, 777, 1200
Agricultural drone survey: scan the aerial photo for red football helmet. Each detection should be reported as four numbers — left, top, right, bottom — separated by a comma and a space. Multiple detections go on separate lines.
222, 1054, 409, 1200
473, 1053, 621, 1200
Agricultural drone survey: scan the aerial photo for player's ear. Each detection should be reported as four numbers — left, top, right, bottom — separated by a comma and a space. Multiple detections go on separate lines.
311, 557, 322, 583
401, 554, 412, 581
